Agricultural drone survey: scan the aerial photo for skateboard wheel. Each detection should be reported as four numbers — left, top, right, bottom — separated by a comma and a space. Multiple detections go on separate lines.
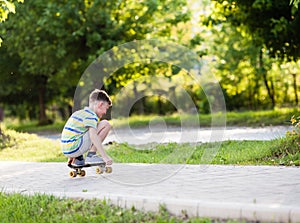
79, 170, 86, 177
106, 166, 112, 173
96, 167, 103, 174
69, 171, 77, 178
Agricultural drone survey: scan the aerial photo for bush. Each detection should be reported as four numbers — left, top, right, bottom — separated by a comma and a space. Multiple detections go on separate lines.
289, 115, 300, 138
269, 115, 300, 166
0, 127, 16, 149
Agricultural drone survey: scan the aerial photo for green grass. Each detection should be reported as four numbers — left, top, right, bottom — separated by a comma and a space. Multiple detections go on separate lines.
1, 127, 298, 166
106, 138, 300, 166
2, 192, 230, 223
4, 108, 298, 133
109, 108, 296, 129
3, 119, 65, 133
0, 128, 64, 162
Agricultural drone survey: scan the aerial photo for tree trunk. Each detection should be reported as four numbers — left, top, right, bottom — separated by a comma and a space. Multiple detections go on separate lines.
259, 49, 276, 108
133, 81, 144, 115
253, 77, 260, 110
38, 75, 50, 125
169, 86, 178, 112
292, 73, 299, 105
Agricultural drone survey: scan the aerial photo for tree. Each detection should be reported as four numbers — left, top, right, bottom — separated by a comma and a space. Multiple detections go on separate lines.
203, 0, 300, 108
0, 0, 191, 123
210, 0, 300, 60
0, 0, 24, 45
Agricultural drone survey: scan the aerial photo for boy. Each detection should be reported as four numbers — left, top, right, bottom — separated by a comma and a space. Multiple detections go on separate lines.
61, 89, 113, 166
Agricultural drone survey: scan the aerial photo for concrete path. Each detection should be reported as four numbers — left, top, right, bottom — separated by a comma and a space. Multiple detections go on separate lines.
42, 126, 291, 144
1, 161, 300, 222
107, 126, 290, 144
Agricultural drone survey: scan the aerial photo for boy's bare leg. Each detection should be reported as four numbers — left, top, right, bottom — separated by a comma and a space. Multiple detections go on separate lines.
68, 157, 74, 165
97, 120, 111, 141
89, 120, 111, 153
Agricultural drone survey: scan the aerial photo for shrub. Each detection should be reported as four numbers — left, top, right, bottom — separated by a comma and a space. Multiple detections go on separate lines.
269, 115, 300, 166
286, 115, 300, 149
0, 127, 16, 149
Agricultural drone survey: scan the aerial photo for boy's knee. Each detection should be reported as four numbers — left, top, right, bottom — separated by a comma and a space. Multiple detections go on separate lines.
100, 120, 111, 130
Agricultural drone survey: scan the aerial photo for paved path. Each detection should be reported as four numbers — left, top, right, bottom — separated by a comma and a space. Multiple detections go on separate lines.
1, 162, 300, 222
42, 126, 291, 144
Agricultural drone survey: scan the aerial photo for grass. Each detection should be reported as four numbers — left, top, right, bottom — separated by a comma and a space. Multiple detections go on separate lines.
106, 138, 300, 166
4, 108, 298, 133
1, 192, 228, 223
111, 108, 298, 128
0, 128, 64, 162
3, 119, 65, 134
1, 127, 299, 166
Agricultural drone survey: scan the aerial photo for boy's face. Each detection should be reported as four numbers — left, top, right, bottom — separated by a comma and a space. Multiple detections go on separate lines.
95, 101, 110, 118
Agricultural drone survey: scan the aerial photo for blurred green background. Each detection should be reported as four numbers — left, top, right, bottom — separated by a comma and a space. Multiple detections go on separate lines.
0, 0, 299, 125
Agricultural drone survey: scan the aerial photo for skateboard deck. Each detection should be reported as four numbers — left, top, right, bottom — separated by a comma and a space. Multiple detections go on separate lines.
67, 162, 112, 178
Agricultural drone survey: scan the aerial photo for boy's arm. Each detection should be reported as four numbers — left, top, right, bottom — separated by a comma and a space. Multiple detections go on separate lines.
89, 127, 112, 165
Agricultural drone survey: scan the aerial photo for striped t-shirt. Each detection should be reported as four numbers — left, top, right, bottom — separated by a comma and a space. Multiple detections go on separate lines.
61, 107, 99, 155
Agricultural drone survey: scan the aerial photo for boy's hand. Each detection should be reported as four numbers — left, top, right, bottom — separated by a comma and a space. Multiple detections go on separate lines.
103, 156, 113, 165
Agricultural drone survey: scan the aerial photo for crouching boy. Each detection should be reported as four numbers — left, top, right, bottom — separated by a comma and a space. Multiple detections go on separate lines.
61, 89, 112, 166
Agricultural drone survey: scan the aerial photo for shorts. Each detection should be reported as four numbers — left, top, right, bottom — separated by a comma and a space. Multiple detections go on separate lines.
64, 131, 92, 158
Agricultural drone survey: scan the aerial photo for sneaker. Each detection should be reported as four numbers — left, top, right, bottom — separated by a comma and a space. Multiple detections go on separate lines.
72, 157, 85, 167
86, 155, 104, 164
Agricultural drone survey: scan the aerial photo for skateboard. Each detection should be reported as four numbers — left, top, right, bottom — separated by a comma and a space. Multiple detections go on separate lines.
67, 159, 112, 178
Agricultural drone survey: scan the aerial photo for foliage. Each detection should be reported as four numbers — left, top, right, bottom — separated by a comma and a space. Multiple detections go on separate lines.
0, 0, 190, 123
0, 126, 15, 149
0, 0, 23, 22
202, 0, 300, 109
1, 0, 299, 120
289, 114, 300, 139
209, 0, 300, 61
0, 0, 299, 123
0, 0, 24, 45
284, 114, 300, 149
259, 114, 300, 166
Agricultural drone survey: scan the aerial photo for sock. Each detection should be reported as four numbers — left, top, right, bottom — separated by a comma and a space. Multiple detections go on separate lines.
87, 152, 96, 157
76, 155, 84, 161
